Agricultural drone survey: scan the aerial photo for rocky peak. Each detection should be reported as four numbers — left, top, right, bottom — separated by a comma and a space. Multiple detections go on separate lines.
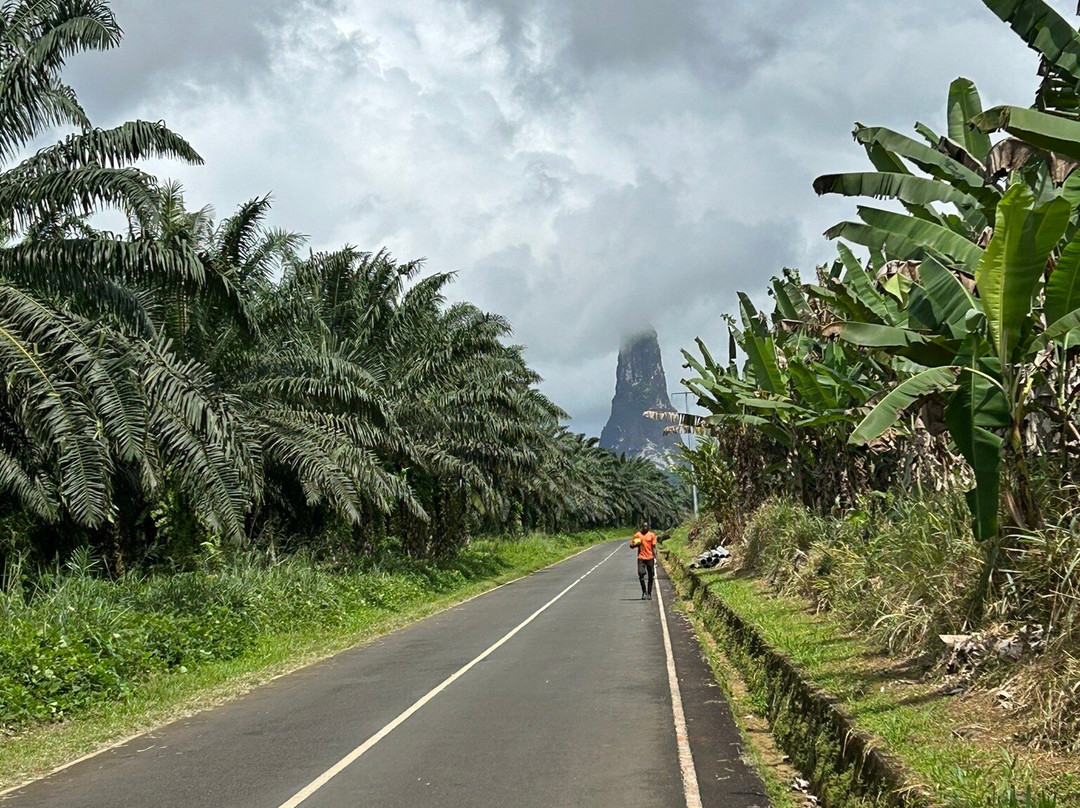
599, 329, 681, 467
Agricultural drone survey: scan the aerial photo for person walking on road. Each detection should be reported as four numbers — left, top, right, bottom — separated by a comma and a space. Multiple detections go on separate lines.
630, 522, 658, 600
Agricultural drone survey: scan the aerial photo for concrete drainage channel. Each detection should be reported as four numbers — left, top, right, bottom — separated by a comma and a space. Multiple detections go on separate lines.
661, 550, 932, 808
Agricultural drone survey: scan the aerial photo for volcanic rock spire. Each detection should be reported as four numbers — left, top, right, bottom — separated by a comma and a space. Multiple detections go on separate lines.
599, 329, 681, 467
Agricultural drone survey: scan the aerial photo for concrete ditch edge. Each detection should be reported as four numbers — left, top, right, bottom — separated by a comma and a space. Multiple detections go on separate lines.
662, 550, 934, 808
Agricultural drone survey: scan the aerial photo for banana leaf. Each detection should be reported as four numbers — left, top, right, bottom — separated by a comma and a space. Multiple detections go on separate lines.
1033, 307, 1080, 350
972, 106, 1080, 162
836, 243, 894, 321
825, 221, 925, 263
945, 342, 1009, 541
853, 126, 999, 206
1062, 166, 1080, 215
981, 0, 1080, 83
915, 121, 941, 147
705, 413, 792, 447
845, 206, 985, 269
695, 337, 720, 375
787, 360, 840, 410
1046, 227, 1080, 324
813, 357, 880, 401
813, 279, 889, 325
738, 292, 769, 338
730, 326, 785, 396
684, 379, 740, 415
771, 275, 811, 322
682, 349, 710, 379
975, 183, 1070, 365
948, 77, 992, 162
838, 322, 935, 348
881, 272, 912, 305
849, 367, 959, 445
907, 257, 979, 339
814, 171, 980, 210
736, 397, 798, 412
865, 141, 913, 174
796, 412, 856, 429
839, 321, 957, 365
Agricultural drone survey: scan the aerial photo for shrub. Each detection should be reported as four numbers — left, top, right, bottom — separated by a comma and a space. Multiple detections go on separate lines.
731, 485, 1080, 749
814, 490, 980, 651
686, 513, 724, 551
739, 490, 982, 652
742, 497, 827, 587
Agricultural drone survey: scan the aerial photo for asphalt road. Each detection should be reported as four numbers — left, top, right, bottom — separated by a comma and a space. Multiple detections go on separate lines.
3, 541, 769, 808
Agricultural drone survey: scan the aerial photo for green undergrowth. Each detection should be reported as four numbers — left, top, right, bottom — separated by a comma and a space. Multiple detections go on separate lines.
0, 528, 624, 791
739, 491, 1080, 754
665, 529, 1079, 808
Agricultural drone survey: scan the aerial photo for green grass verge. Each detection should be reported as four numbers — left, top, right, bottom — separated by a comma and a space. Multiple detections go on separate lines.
665, 529, 1079, 808
0, 528, 625, 792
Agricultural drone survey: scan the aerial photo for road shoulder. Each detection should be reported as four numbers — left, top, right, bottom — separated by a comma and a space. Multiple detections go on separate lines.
657, 561, 772, 808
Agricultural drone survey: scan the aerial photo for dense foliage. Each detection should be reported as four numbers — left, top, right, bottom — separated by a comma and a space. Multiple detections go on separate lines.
0, 1, 682, 569
671, 0, 1080, 609
669, 0, 1080, 751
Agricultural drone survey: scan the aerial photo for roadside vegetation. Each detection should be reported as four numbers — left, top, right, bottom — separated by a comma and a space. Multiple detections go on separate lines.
0, 0, 684, 770
0, 527, 624, 791
667, 529, 1078, 808
663, 0, 1080, 804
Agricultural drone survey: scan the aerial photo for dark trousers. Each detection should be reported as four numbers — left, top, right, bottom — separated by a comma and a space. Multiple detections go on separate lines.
637, 558, 655, 595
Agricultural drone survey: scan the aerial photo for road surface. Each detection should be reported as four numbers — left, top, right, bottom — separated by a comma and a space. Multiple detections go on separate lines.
3, 541, 769, 808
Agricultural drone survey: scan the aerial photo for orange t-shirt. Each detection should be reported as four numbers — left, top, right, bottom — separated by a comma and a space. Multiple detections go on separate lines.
633, 531, 657, 560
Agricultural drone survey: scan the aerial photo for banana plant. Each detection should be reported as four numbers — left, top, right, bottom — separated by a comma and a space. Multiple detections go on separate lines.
806, 70, 1080, 541
982, 0, 1080, 119
815, 77, 1001, 233
848, 183, 1080, 541
681, 275, 883, 508
676, 2, 1080, 624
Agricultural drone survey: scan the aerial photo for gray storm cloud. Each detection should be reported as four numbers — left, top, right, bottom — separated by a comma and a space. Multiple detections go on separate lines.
58, 0, 1077, 436
67, 1, 342, 117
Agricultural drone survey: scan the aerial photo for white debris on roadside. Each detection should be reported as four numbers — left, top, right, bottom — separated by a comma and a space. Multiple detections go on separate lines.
690, 546, 731, 569
790, 776, 819, 807
937, 624, 1047, 697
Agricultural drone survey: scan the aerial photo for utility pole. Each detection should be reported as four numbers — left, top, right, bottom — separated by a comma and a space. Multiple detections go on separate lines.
671, 391, 698, 517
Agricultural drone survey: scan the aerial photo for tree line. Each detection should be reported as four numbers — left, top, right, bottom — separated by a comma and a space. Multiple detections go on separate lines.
0, 1, 683, 568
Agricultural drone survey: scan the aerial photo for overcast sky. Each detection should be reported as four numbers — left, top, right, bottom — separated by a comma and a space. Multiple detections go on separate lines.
64, 0, 1071, 436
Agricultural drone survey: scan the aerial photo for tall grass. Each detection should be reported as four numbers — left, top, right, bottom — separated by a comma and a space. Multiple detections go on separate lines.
740, 491, 981, 650
997, 488, 1080, 751
702, 486, 1080, 750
